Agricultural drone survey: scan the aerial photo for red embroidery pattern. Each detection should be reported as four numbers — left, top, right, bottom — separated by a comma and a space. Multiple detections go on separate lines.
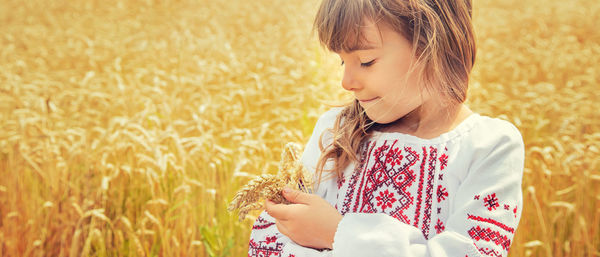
335, 175, 347, 210
386, 146, 404, 165
467, 214, 515, 233
468, 226, 512, 250
503, 204, 510, 210
474, 195, 480, 200
343, 141, 419, 222
376, 189, 397, 210
339, 140, 446, 239
421, 147, 438, 238
266, 236, 277, 244
337, 175, 346, 189
477, 247, 502, 257
339, 143, 372, 215
439, 152, 448, 170
435, 148, 449, 237
513, 206, 518, 218
435, 219, 445, 233
248, 238, 283, 257
252, 216, 275, 230
483, 193, 500, 211
437, 185, 448, 202
413, 147, 428, 227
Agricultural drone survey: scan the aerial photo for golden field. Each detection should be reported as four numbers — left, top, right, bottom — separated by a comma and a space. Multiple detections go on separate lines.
0, 0, 598, 256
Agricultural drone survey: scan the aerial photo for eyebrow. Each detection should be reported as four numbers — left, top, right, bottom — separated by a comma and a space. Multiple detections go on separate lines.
348, 44, 379, 52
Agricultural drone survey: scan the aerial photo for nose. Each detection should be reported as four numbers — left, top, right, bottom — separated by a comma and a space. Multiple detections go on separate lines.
341, 66, 361, 92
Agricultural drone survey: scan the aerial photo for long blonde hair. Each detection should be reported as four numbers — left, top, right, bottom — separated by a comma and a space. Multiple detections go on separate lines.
312, 0, 476, 180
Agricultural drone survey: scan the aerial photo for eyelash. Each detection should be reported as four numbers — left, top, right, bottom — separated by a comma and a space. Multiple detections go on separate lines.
361, 60, 375, 67
340, 60, 376, 67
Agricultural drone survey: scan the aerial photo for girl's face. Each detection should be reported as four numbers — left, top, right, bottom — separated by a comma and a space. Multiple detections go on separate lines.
337, 20, 432, 125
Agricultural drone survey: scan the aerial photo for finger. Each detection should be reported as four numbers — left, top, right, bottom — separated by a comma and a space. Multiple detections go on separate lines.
265, 199, 289, 220
275, 220, 291, 237
282, 187, 313, 204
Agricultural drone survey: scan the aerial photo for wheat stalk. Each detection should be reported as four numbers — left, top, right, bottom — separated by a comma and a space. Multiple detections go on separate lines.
228, 142, 314, 221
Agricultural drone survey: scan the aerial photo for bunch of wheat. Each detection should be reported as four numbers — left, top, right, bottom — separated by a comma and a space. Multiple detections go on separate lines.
228, 142, 314, 221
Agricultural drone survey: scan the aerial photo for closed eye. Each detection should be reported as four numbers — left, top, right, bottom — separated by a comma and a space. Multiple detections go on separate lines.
340, 59, 375, 67
361, 60, 375, 67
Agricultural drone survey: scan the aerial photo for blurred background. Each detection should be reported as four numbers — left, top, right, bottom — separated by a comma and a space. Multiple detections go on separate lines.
0, 0, 598, 256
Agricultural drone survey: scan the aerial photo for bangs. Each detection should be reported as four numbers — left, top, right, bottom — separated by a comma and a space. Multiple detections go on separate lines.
313, 0, 381, 53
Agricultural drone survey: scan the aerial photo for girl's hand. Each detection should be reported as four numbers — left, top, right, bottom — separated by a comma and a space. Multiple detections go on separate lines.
265, 188, 343, 249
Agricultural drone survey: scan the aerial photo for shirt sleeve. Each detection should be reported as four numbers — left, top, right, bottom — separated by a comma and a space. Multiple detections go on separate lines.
248, 108, 342, 257
248, 211, 333, 257
331, 120, 525, 257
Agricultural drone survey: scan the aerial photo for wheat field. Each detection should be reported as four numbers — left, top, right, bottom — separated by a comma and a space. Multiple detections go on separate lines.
0, 0, 598, 256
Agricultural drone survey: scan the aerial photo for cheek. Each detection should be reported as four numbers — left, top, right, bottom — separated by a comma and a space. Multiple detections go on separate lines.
370, 70, 401, 94
379, 75, 410, 102
389, 68, 424, 100
368, 87, 423, 123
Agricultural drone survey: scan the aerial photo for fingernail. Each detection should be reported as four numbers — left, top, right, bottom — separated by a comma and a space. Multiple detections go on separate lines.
283, 187, 291, 194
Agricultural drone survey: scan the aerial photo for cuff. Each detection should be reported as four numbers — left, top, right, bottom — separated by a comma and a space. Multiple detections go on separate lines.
331, 214, 350, 253
330, 213, 424, 257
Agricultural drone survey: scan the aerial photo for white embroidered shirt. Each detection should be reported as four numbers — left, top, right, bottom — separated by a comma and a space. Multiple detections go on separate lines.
248, 107, 525, 257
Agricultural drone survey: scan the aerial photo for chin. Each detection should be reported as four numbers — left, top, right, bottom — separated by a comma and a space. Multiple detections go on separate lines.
365, 111, 402, 125
367, 112, 398, 124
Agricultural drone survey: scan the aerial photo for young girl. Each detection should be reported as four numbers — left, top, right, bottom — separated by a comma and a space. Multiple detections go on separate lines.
249, 0, 524, 256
